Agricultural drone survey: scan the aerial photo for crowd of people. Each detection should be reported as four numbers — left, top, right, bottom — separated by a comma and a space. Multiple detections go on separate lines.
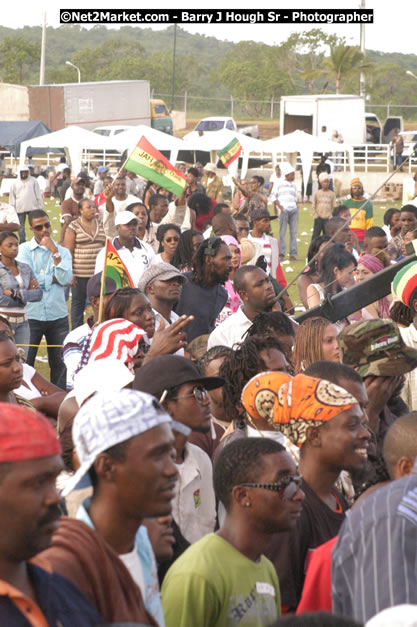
0, 156, 417, 626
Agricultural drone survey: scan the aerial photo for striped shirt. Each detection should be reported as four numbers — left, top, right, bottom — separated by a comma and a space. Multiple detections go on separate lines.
332, 472, 417, 622
68, 218, 106, 277
274, 180, 297, 212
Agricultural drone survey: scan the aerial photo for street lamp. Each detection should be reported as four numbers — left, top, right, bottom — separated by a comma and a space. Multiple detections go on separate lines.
65, 61, 81, 83
406, 70, 417, 81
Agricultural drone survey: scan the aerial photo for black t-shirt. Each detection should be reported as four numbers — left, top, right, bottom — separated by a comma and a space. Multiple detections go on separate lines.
265, 479, 348, 611
174, 274, 228, 342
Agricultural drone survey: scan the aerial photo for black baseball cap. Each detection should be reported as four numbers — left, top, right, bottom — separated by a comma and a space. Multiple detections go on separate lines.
133, 355, 224, 399
87, 272, 117, 300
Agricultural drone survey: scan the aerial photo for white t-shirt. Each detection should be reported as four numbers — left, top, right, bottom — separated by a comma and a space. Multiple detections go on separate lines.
119, 546, 146, 598
248, 233, 272, 271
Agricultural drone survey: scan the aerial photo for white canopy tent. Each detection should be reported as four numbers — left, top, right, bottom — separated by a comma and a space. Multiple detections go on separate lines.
19, 126, 111, 175
182, 129, 266, 178
107, 125, 186, 165
263, 130, 354, 186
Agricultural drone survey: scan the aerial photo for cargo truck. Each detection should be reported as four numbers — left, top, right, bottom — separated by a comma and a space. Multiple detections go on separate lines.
27, 80, 152, 131
280, 94, 402, 145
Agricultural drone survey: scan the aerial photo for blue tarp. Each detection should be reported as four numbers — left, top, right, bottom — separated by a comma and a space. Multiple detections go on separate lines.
0, 121, 51, 156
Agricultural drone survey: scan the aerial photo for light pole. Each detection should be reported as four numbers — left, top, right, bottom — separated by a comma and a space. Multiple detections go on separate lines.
65, 61, 81, 83
406, 70, 417, 81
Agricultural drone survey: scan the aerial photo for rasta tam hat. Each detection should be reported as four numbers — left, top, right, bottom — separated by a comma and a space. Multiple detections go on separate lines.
392, 260, 417, 307
272, 374, 358, 448
241, 371, 292, 423
338, 319, 417, 378
61, 389, 172, 497
350, 177, 362, 187
0, 404, 61, 462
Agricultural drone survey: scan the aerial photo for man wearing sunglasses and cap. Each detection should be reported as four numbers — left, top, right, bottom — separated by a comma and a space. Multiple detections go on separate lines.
162, 437, 304, 627
17, 209, 73, 389
134, 354, 225, 545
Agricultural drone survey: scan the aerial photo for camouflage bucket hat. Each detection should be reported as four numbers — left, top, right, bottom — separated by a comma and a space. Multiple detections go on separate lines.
338, 319, 417, 378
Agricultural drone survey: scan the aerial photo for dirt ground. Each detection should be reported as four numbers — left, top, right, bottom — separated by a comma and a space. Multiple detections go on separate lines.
175, 119, 417, 141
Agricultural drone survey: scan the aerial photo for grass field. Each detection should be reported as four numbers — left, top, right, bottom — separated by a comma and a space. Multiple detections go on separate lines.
0, 191, 401, 380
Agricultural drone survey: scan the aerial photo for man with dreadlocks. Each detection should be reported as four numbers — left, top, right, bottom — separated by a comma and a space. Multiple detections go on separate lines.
246, 311, 296, 366
175, 237, 232, 342
216, 336, 291, 458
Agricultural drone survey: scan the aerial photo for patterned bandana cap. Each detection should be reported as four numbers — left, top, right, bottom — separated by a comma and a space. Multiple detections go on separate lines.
392, 260, 417, 307
241, 371, 292, 423
83, 318, 147, 372
0, 404, 61, 462
272, 374, 358, 448
61, 389, 172, 497
338, 319, 417, 378
358, 254, 384, 274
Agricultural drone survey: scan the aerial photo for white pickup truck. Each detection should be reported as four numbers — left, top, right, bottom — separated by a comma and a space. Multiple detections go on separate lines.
184, 116, 259, 139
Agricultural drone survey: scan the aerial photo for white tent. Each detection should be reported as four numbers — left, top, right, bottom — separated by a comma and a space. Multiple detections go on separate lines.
182, 129, 266, 177
107, 125, 186, 165
19, 126, 111, 174
263, 130, 354, 186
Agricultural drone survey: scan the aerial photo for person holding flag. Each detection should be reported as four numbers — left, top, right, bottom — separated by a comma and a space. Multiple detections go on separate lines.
94, 212, 155, 289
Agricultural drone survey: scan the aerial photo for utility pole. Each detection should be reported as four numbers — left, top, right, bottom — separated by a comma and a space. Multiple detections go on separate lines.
359, 0, 366, 97
39, 12, 46, 85
170, 24, 177, 112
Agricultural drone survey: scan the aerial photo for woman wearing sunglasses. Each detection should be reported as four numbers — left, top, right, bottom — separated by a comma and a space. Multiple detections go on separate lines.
155, 223, 181, 264
0, 231, 42, 357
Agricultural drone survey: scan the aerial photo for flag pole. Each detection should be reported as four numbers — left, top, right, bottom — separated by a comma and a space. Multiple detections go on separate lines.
97, 238, 109, 324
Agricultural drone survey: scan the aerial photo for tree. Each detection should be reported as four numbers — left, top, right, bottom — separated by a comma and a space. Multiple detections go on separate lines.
0, 36, 40, 84
302, 44, 373, 94
280, 29, 340, 92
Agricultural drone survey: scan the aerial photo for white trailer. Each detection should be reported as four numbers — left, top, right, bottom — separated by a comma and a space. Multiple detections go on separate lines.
280, 94, 366, 145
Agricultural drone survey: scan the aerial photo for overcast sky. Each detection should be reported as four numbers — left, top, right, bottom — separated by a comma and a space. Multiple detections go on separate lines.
4, 1, 416, 57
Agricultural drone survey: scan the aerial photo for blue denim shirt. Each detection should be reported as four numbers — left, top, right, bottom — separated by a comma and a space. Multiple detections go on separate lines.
0, 260, 42, 308
77, 498, 165, 626
16, 238, 73, 321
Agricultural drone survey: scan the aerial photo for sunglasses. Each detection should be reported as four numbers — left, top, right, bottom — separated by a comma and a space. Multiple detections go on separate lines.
165, 237, 180, 243
173, 385, 209, 403
239, 474, 302, 501
32, 222, 51, 231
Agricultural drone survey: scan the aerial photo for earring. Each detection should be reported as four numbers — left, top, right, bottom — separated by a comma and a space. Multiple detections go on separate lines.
245, 502, 250, 507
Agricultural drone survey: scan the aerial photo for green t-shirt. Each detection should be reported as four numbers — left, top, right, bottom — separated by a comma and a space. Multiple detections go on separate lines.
161, 533, 280, 627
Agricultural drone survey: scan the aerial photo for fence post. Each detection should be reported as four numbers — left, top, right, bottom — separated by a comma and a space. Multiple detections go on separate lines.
270, 97, 274, 119
387, 104, 390, 117
184, 90, 187, 117
230, 95, 234, 118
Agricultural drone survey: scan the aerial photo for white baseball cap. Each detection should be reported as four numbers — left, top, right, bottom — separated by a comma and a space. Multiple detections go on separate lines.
61, 389, 172, 497
280, 162, 295, 176
73, 359, 135, 407
115, 211, 139, 226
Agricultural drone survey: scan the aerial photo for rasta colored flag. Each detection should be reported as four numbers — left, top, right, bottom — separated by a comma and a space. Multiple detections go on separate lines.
103, 239, 134, 291
124, 135, 186, 197
217, 137, 242, 168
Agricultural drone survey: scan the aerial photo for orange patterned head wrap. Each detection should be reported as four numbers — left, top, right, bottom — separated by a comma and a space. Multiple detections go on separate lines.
273, 373, 358, 447
241, 371, 292, 423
